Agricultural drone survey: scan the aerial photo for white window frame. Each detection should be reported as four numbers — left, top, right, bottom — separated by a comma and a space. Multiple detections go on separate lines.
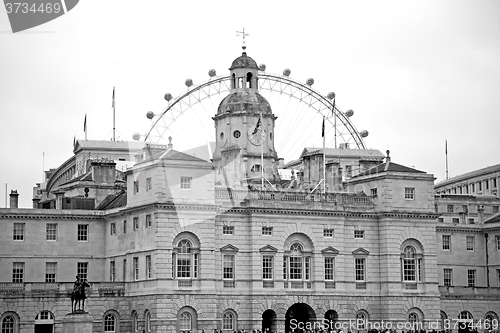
12, 262, 24, 282
77, 262, 88, 281
45, 262, 57, 283
133, 257, 139, 281
146, 177, 152, 191
134, 180, 139, 194
223, 254, 235, 280
262, 255, 274, 280
404, 187, 415, 200
77, 224, 88, 242
355, 258, 365, 282
13, 223, 24, 241
467, 269, 476, 287
180, 177, 192, 190
442, 235, 451, 251
262, 226, 273, 236
323, 228, 334, 238
46, 223, 57, 241
466, 236, 475, 251
110, 261, 115, 282
324, 257, 335, 281
443, 268, 452, 287
146, 255, 152, 279
354, 230, 365, 239
222, 225, 234, 235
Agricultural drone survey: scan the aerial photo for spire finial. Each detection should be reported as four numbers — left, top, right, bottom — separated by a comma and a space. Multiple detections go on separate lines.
236, 28, 249, 52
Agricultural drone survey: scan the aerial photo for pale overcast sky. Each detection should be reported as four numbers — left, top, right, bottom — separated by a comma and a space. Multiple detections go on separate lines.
1, 0, 499, 208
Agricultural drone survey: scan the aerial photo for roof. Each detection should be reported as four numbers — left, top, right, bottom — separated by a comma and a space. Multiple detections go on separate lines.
354, 161, 426, 177
74, 140, 145, 153
435, 163, 500, 188
59, 172, 92, 186
182, 142, 216, 162
300, 147, 385, 160
96, 190, 127, 210
230, 51, 259, 70
217, 91, 271, 115
159, 149, 208, 162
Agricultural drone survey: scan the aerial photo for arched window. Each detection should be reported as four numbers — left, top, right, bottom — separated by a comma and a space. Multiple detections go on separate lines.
401, 241, 423, 283
173, 238, 199, 279
223, 311, 237, 331
179, 312, 191, 332
131, 311, 138, 332
104, 313, 117, 333
1, 315, 15, 333
246, 72, 253, 89
283, 234, 313, 283
356, 311, 368, 330
231, 74, 236, 90
440, 311, 448, 330
144, 310, 151, 332
485, 312, 498, 331
35, 311, 54, 333
409, 312, 419, 328
251, 165, 261, 173
459, 311, 473, 320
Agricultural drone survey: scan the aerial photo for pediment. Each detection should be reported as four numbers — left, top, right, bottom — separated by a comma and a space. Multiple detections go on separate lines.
352, 247, 370, 256
220, 244, 239, 252
259, 245, 278, 253
321, 246, 339, 255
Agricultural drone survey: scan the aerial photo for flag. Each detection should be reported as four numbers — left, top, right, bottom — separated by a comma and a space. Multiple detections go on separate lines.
445, 139, 447, 154
112, 86, 115, 109
83, 114, 87, 132
322, 117, 325, 137
252, 116, 261, 134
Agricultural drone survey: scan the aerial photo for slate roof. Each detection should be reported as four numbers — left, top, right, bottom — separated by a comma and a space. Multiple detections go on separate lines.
300, 147, 385, 160
159, 149, 209, 162
74, 140, 145, 153
354, 161, 426, 177
96, 189, 127, 210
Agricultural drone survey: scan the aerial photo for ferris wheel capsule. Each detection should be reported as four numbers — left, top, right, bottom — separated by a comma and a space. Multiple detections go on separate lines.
146, 111, 155, 119
259, 64, 266, 71
132, 133, 141, 141
283, 69, 291, 76
359, 130, 369, 138
306, 78, 314, 86
185, 79, 193, 87
208, 69, 216, 77
164, 93, 173, 101
345, 109, 354, 117
327, 92, 336, 100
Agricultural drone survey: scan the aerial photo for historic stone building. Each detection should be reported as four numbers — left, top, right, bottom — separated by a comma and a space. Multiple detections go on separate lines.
0, 50, 499, 333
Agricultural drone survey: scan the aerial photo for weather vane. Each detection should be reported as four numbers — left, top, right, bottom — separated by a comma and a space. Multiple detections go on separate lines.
236, 28, 249, 50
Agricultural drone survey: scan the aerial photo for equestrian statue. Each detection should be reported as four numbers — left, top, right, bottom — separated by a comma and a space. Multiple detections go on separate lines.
71, 276, 90, 313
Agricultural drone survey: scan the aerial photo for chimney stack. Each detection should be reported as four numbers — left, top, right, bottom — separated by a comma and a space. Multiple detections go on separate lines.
9, 190, 19, 209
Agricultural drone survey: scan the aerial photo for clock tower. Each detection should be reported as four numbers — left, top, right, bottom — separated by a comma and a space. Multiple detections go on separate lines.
212, 48, 280, 189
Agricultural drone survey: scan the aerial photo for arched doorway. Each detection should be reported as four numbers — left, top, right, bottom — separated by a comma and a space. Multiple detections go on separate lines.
34, 311, 54, 333
324, 310, 338, 331
458, 311, 473, 333
262, 310, 277, 333
285, 303, 316, 333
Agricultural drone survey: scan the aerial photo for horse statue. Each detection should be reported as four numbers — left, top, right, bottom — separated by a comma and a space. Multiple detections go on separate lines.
71, 276, 91, 313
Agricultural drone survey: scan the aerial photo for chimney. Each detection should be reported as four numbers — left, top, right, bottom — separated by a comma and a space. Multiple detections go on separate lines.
32, 197, 41, 209
9, 190, 19, 209
54, 190, 65, 210
91, 159, 116, 183
386, 150, 391, 163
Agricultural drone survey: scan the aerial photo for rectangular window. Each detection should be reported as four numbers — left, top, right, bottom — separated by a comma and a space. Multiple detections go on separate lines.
324, 257, 335, 281
283, 256, 288, 280
354, 230, 365, 239
262, 256, 274, 280
13, 223, 25, 241
471, 183, 475, 192
146, 177, 152, 191
493, 206, 499, 214
223, 255, 235, 280
46, 223, 57, 241
133, 217, 139, 230
323, 228, 334, 238
447, 205, 454, 213
110, 222, 116, 235
497, 235, 500, 251
438, 218, 444, 223
133, 257, 139, 281
443, 268, 452, 287
345, 165, 352, 178
404, 187, 415, 200
262, 226, 273, 235
289, 256, 303, 280
146, 255, 152, 279
77, 224, 88, 242
77, 262, 88, 281
442, 235, 451, 250
468, 218, 475, 224
486, 180, 489, 190
403, 256, 416, 282
45, 262, 57, 282
134, 180, 139, 194
123, 259, 127, 281
146, 214, 152, 228
466, 236, 475, 251
497, 269, 500, 287
493, 178, 497, 188
110, 261, 115, 282
222, 225, 234, 235
452, 217, 459, 223
462, 205, 468, 213
355, 258, 365, 282
12, 262, 24, 282
305, 256, 310, 281
370, 188, 377, 197
123, 220, 127, 234
467, 269, 476, 287
180, 177, 192, 189
479, 181, 482, 191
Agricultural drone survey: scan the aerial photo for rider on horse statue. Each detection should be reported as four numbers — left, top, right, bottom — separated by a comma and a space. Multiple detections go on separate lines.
71, 276, 90, 313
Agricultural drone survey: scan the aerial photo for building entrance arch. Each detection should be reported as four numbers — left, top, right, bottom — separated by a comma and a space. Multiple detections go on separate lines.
262, 309, 277, 333
34, 311, 54, 333
285, 303, 316, 333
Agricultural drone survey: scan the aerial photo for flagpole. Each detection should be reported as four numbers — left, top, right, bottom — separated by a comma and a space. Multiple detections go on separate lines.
323, 116, 326, 193
260, 112, 264, 189
84, 113, 87, 140
112, 87, 116, 141
445, 139, 449, 180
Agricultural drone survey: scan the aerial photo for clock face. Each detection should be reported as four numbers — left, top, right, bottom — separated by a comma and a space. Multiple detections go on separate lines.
248, 126, 266, 145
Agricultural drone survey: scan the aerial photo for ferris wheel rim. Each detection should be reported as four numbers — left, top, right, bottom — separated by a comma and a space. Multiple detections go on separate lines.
144, 72, 367, 149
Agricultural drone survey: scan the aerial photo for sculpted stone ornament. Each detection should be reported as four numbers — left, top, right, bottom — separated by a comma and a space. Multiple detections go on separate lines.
71, 276, 91, 313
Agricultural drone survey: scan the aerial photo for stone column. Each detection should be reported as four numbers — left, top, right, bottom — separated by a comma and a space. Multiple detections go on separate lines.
62, 313, 93, 333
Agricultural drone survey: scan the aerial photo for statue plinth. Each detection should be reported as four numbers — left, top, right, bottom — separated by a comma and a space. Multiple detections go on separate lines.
63, 312, 93, 333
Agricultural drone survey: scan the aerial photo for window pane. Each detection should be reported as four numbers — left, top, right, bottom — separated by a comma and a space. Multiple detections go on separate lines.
325, 257, 334, 281
223, 255, 234, 279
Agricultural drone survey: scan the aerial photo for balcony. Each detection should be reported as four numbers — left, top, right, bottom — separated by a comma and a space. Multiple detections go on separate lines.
215, 189, 373, 207
439, 286, 500, 299
0, 282, 125, 297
